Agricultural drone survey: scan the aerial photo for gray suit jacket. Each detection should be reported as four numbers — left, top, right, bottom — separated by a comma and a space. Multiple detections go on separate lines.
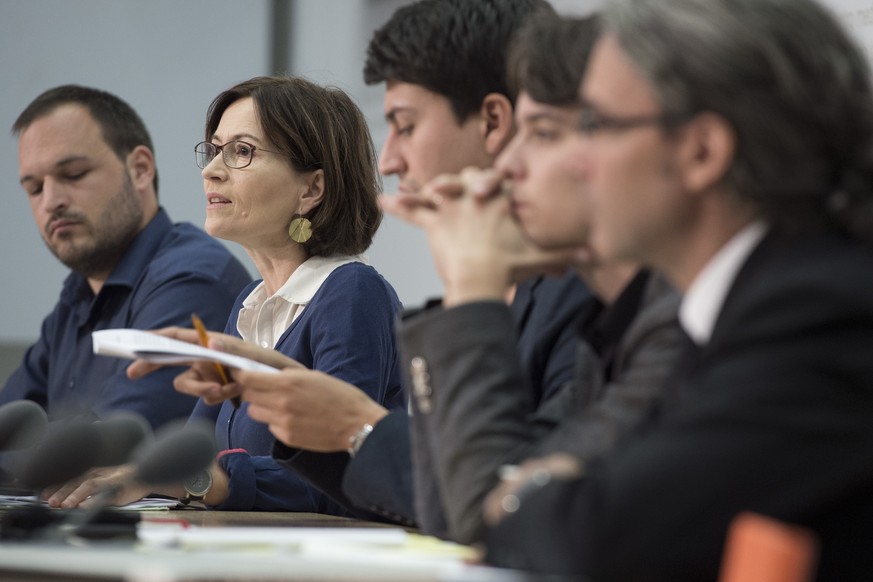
397, 272, 683, 544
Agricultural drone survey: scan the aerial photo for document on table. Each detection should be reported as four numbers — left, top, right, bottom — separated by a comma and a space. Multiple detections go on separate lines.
137, 523, 480, 567
0, 494, 180, 511
92, 328, 279, 373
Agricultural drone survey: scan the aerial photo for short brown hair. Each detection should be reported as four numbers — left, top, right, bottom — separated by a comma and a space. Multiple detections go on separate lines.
205, 76, 382, 257
14, 84, 160, 195
507, 12, 600, 107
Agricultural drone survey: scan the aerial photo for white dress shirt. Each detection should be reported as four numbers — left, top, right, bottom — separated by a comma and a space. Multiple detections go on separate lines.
679, 221, 768, 345
236, 255, 366, 349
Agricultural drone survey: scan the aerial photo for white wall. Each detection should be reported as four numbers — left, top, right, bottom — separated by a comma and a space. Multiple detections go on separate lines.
831, 0, 873, 56
0, 0, 271, 342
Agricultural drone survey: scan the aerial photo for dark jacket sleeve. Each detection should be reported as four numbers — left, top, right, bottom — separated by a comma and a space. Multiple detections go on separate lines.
399, 301, 534, 543
272, 411, 417, 527
487, 235, 873, 581
398, 277, 683, 546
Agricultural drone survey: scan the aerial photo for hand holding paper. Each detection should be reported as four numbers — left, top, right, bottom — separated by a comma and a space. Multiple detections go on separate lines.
94, 328, 308, 406
92, 329, 280, 373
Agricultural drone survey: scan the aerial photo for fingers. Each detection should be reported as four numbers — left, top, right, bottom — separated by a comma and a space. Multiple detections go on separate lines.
482, 455, 584, 526
209, 336, 302, 370
425, 173, 466, 202
422, 168, 505, 207
380, 192, 437, 227
45, 473, 104, 509
482, 469, 521, 526
47, 465, 149, 509
456, 167, 506, 201
127, 359, 165, 379
243, 401, 274, 426
125, 327, 215, 379
172, 367, 229, 405
234, 368, 304, 400
149, 327, 202, 343
42, 479, 81, 508
381, 167, 507, 231
245, 401, 296, 449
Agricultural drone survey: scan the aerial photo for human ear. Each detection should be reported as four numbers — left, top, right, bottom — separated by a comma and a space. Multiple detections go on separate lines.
298, 169, 325, 214
676, 112, 735, 194
127, 145, 156, 193
480, 93, 515, 157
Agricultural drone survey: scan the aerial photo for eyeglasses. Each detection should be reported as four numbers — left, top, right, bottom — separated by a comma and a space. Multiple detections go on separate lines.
576, 107, 682, 136
194, 140, 285, 169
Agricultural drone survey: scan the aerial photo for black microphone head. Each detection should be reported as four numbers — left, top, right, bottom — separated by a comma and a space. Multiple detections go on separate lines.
15, 420, 101, 490
92, 412, 153, 467
0, 400, 48, 452
133, 420, 215, 486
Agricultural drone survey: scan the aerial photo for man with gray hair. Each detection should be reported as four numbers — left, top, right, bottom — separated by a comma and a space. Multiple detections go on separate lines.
485, 0, 873, 579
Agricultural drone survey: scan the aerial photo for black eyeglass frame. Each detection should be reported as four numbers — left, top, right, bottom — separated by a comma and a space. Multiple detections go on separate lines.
194, 140, 286, 170
575, 107, 687, 136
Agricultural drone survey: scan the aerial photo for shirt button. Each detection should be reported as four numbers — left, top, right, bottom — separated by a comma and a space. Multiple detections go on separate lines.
260, 341, 269, 348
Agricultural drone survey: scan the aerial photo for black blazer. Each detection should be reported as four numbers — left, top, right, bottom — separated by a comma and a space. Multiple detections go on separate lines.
487, 230, 873, 581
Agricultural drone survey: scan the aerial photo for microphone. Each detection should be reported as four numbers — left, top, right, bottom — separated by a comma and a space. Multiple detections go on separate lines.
0, 420, 102, 542
0, 400, 48, 452
64, 420, 216, 540
132, 419, 215, 486
14, 420, 101, 491
0, 416, 212, 542
92, 412, 153, 467
11, 412, 154, 491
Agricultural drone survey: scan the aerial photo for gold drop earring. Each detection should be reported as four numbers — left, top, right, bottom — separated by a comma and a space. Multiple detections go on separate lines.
288, 215, 313, 243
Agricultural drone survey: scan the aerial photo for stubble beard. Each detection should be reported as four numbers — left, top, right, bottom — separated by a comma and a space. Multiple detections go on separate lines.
44, 172, 144, 278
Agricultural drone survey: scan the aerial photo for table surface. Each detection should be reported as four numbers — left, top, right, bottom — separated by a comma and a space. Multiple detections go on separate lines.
0, 509, 525, 582
168, 508, 398, 528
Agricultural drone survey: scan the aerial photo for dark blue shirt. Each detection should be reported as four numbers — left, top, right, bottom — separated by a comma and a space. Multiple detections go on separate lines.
190, 261, 404, 514
1, 209, 252, 429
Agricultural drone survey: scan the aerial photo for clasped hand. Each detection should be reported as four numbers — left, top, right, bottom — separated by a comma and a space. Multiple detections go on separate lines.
381, 167, 574, 307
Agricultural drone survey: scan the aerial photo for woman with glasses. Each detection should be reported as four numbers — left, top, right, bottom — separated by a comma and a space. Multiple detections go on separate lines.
45, 76, 404, 515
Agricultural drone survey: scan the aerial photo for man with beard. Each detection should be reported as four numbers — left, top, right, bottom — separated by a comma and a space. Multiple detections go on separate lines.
2, 85, 251, 432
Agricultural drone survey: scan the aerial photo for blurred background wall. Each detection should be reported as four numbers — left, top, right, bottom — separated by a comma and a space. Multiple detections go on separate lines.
0, 0, 864, 383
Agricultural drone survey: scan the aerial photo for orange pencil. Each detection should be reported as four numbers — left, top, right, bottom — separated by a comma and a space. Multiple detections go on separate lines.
191, 313, 240, 409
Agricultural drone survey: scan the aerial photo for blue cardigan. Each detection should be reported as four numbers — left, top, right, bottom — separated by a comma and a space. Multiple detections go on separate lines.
189, 261, 404, 514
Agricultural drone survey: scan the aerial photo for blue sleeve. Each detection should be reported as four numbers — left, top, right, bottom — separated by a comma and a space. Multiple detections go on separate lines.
1, 274, 241, 430
216, 450, 350, 514
219, 266, 404, 513
188, 285, 250, 430
0, 314, 55, 409
92, 273, 242, 427
303, 268, 403, 407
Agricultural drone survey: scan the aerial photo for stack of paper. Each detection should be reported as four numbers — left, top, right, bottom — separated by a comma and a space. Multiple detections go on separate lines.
92, 329, 278, 373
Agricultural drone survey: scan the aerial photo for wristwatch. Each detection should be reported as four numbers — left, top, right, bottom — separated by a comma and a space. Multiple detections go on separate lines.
181, 469, 213, 504
347, 423, 374, 458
